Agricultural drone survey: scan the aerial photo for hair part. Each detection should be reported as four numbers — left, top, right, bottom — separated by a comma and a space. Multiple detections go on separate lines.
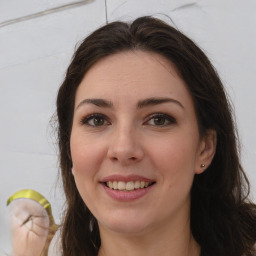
56, 16, 256, 256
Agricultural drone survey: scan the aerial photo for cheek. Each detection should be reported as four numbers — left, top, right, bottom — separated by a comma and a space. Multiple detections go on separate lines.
149, 136, 197, 168
146, 135, 198, 187
70, 132, 107, 175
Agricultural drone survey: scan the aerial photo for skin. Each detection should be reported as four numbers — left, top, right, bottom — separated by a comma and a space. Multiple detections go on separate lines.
70, 50, 216, 256
8, 199, 49, 256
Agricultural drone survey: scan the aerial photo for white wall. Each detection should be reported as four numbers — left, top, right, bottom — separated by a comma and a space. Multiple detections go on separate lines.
1, 0, 255, 252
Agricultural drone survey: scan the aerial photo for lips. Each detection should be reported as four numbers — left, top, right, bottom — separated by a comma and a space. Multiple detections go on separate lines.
100, 175, 156, 201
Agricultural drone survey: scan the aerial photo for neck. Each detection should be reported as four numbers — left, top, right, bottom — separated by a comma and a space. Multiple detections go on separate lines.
98, 214, 200, 256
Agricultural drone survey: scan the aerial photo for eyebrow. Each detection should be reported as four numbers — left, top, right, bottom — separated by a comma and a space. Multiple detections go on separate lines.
76, 98, 113, 109
137, 97, 184, 109
76, 97, 184, 110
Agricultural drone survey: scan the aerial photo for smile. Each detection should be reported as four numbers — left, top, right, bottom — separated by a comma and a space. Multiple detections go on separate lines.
105, 181, 154, 191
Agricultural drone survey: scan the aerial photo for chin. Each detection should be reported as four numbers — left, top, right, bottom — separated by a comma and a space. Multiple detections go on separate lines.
98, 212, 152, 235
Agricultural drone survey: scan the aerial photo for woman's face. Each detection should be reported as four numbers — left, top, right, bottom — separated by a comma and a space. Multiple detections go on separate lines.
70, 51, 211, 235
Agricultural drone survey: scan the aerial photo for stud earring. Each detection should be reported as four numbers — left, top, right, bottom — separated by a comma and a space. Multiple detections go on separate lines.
200, 164, 206, 168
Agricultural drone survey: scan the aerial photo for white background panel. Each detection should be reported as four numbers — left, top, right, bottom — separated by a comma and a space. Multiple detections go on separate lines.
0, 0, 93, 23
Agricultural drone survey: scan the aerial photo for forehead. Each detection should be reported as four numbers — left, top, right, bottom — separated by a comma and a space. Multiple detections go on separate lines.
75, 50, 193, 108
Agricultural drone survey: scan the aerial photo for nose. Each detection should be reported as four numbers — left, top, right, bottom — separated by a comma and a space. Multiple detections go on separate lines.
107, 125, 144, 165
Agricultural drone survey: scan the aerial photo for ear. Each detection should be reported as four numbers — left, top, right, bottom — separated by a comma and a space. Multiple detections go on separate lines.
195, 129, 217, 174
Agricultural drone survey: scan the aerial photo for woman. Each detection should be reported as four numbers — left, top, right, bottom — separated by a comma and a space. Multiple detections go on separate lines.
56, 16, 256, 256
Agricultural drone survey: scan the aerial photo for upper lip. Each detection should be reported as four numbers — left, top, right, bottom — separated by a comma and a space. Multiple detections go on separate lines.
100, 174, 155, 183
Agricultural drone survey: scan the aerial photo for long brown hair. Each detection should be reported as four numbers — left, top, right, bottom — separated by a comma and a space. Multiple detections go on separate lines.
56, 16, 256, 256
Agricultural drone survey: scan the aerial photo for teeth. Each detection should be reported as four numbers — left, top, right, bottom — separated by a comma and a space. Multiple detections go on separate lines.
108, 181, 113, 189
118, 181, 126, 190
113, 181, 118, 189
134, 181, 141, 189
126, 181, 134, 191
106, 181, 153, 191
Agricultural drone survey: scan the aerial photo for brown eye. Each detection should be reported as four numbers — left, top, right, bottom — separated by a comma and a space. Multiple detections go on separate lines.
90, 116, 105, 126
152, 116, 166, 126
146, 113, 176, 126
81, 114, 109, 127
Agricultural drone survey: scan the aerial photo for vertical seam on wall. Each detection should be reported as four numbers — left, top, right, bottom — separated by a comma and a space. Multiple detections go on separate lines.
105, 0, 108, 24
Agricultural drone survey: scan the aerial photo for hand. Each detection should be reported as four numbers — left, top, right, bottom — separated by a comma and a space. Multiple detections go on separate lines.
8, 198, 50, 256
